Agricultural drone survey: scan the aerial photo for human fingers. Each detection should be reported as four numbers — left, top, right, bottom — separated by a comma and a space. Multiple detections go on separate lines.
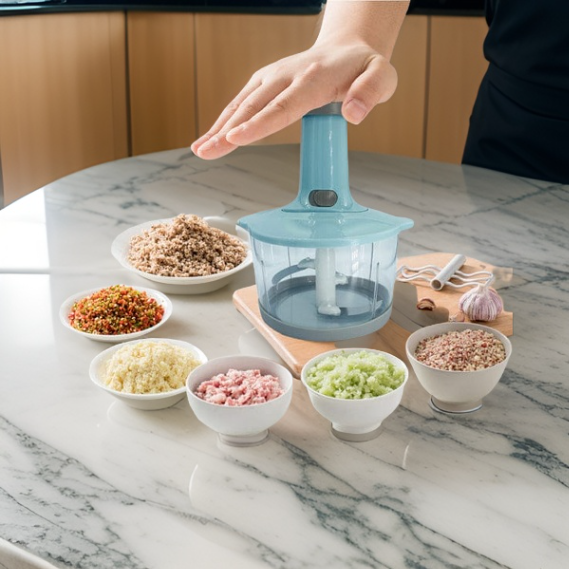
192, 70, 293, 159
191, 134, 238, 160
342, 55, 398, 124
191, 72, 265, 156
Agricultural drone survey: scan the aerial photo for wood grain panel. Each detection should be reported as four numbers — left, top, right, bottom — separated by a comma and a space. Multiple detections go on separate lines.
347, 15, 429, 159
0, 12, 128, 205
195, 13, 320, 147
425, 16, 488, 164
127, 12, 196, 155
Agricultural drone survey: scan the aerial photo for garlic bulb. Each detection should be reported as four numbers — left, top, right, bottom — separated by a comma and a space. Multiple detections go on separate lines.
459, 284, 503, 322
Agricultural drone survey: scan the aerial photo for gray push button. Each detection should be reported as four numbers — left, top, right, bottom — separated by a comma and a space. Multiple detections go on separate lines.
309, 190, 338, 207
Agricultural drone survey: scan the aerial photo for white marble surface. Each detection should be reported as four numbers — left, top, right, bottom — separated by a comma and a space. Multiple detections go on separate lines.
0, 145, 568, 569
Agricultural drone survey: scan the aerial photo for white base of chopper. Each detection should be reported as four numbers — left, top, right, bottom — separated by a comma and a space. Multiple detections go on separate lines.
260, 275, 392, 341
259, 297, 392, 342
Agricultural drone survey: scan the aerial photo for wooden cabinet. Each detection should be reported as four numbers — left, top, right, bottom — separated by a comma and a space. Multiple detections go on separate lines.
158, 12, 488, 164
0, 11, 488, 207
0, 12, 128, 205
195, 13, 320, 147
348, 15, 428, 159
350, 15, 487, 163
194, 14, 429, 160
127, 12, 197, 155
425, 16, 488, 164
126, 11, 321, 155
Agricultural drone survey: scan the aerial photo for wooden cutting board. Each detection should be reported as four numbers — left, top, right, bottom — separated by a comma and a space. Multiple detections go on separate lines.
232, 253, 513, 377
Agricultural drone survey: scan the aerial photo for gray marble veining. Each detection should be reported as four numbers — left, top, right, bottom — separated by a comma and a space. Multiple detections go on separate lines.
0, 145, 568, 569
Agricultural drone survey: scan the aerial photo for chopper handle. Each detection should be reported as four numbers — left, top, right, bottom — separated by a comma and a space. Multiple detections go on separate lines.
306, 102, 343, 116
295, 102, 357, 211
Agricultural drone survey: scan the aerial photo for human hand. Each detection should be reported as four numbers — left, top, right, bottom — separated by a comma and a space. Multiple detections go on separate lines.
191, 40, 398, 160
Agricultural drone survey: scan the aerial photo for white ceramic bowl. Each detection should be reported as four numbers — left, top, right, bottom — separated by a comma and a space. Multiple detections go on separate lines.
60, 285, 172, 343
111, 216, 253, 294
90, 338, 207, 410
186, 355, 293, 446
405, 322, 512, 414
301, 348, 409, 442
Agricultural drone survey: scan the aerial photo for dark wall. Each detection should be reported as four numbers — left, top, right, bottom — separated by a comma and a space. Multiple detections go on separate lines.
408, 0, 485, 16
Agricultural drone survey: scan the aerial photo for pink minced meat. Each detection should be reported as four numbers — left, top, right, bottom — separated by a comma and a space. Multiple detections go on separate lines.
195, 369, 284, 406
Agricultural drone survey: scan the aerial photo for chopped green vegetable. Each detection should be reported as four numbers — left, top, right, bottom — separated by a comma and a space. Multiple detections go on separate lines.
305, 351, 405, 399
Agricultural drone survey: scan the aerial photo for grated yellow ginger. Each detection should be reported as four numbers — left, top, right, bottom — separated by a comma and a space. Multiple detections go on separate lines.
103, 341, 201, 394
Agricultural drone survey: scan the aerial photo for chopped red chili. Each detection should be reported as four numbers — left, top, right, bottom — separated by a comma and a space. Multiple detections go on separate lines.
68, 285, 165, 335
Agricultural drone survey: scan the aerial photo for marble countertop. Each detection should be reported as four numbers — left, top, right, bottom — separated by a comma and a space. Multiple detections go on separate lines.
0, 145, 567, 569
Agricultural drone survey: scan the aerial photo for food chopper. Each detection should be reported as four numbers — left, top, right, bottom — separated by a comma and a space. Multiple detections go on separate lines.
238, 103, 413, 341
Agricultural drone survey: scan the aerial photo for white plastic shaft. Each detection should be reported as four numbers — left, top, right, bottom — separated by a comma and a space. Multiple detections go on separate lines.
315, 248, 341, 316
431, 254, 466, 290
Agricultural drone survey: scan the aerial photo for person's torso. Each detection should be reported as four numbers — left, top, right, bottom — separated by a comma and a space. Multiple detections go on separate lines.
484, 0, 569, 90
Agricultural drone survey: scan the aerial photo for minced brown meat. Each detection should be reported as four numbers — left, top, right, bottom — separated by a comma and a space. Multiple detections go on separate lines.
128, 214, 247, 277
414, 329, 506, 371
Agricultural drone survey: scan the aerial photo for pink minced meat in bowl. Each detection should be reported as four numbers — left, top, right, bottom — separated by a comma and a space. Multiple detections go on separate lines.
194, 368, 284, 406
186, 355, 293, 446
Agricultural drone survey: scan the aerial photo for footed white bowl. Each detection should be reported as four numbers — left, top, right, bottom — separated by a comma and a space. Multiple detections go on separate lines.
405, 322, 512, 414
186, 355, 293, 446
301, 348, 409, 442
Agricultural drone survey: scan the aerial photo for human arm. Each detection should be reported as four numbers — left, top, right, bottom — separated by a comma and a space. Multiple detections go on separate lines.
191, 0, 410, 160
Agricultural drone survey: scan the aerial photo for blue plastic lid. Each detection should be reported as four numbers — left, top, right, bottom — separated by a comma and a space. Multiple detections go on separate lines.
238, 104, 413, 247
238, 207, 413, 247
